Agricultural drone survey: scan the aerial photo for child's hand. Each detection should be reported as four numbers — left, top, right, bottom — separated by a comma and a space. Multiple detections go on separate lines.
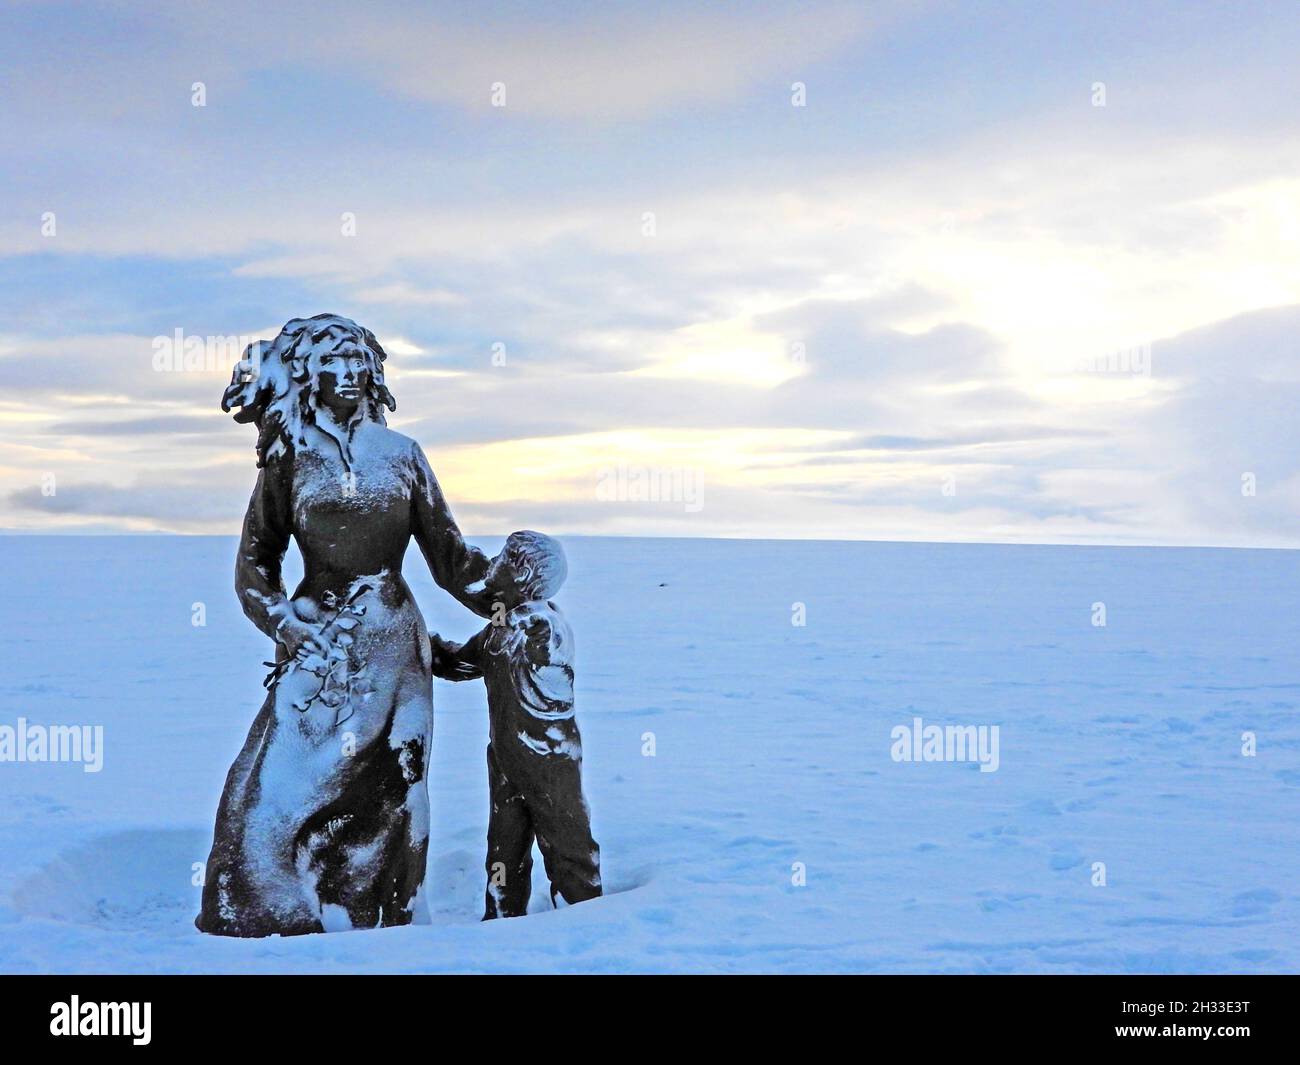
523, 615, 552, 665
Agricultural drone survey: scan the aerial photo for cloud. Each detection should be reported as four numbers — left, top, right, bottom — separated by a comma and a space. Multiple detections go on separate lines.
8, 477, 246, 529
801, 425, 1104, 453
1133, 306, 1300, 544
1149, 303, 1300, 384
757, 298, 1000, 382
3, 2, 1300, 545
310, 3, 877, 120
46, 415, 223, 437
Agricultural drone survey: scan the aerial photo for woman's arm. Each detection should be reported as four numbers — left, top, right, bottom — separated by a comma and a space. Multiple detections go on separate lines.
235, 462, 297, 641
410, 442, 494, 618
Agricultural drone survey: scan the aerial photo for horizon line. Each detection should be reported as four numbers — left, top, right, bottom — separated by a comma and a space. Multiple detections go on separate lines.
1, 529, 1295, 554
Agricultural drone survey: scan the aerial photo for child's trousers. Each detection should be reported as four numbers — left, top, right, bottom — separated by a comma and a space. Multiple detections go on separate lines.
484, 743, 602, 919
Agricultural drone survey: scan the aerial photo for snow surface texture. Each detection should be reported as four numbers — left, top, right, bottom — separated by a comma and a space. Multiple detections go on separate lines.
1, 536, 1297, 973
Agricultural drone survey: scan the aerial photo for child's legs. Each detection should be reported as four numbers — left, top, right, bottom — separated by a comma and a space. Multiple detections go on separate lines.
484, 745, 534, 919
522, 756, 602, 907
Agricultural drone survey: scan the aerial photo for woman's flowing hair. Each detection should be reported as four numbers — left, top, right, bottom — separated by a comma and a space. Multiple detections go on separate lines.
221, 314, 396, 468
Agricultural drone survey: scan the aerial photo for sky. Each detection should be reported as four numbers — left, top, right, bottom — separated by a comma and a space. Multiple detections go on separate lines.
1, 0, 1298, 545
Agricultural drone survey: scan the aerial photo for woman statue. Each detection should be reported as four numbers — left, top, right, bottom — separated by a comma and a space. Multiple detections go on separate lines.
196, 314, 492, 937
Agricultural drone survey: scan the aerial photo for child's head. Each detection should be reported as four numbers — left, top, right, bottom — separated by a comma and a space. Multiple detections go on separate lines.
485, 530, 567, 605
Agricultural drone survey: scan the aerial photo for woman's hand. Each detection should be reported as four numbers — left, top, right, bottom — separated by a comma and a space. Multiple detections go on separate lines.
275, 615, 326, 659
429, 634, 460, 677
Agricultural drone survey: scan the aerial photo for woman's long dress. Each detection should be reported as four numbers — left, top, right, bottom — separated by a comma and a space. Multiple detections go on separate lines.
196, 421, 490, 936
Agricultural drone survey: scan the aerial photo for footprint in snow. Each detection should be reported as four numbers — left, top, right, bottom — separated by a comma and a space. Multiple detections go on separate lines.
1230, 889, 1281, 918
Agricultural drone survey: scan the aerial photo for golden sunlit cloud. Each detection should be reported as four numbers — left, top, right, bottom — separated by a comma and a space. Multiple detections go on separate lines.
629, 319, 803, 387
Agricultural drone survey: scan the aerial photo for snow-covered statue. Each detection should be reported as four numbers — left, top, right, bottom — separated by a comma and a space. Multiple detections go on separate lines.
197, 314, 494, 936
429, 531, 602, 919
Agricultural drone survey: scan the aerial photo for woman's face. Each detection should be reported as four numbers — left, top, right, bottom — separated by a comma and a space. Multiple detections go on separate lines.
315, 341, 371, 415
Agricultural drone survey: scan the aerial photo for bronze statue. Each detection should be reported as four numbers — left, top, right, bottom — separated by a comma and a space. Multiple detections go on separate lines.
197, 314, 493, 936
429, 531, 602, 919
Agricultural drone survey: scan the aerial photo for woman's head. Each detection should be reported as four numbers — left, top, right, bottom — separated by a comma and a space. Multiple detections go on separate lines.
283, 315, 394, 424
222, 314, 396, 467
315, 341, 370, 415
